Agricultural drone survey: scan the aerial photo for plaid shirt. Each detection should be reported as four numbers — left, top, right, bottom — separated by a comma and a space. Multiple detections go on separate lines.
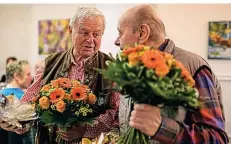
153, 68, 229, 143
21, 55, 120, 139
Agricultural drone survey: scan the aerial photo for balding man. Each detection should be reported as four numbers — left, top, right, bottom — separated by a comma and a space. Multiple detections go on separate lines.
116, 5, 229, 144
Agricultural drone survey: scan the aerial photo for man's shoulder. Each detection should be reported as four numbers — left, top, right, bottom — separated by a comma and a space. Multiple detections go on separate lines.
45, 50, 69, 61
174, 47, 211, 76
98, 51, 114, 61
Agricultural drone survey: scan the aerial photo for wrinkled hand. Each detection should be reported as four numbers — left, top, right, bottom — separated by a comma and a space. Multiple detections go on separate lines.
0, 120, 28, 135
57, 125, 87, 141
129, 104, 162, 137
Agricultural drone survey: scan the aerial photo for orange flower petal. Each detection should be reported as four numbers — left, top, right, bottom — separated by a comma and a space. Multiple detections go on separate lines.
87, 93, 97, 105
70, 87, 86, 101
141, 49, 166, 69
59, 78, 72, 88
39, 96, 50, 109
41, 85, 51, 92
49, 88, 65, 103
155, 64, 170, 77
56, 100, 66, 113
128, 52, 140, 66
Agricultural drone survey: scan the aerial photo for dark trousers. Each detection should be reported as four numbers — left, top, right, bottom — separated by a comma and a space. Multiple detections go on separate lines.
0, 127, 35, 144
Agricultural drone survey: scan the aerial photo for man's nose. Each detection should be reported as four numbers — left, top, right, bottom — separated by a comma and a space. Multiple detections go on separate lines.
86, 33, 94, 43
114, 37, 120, 46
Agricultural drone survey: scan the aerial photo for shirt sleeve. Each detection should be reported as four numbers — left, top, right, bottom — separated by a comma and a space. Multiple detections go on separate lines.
21, 62, 45, 102
152, 68, 229, 144
83, 91, 120, 138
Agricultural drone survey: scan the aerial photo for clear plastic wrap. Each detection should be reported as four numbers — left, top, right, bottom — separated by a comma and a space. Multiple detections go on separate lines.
0, 94, 37, 129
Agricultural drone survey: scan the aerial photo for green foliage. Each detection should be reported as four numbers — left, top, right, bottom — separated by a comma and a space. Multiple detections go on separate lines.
99, 52, 199, 110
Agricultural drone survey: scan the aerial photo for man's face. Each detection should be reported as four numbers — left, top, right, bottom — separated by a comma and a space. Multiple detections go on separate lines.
70, 16, 104, 58
16, 64, 32, 89
114, 21, 139, 50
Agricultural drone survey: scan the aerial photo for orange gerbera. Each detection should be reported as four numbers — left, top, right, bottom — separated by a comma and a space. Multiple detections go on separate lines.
141, 49, 166, 69
80, 85, 89, 89
187, 77, 195, 87
155, 63, 170, 77
181, 69, 191, 78
59, 78, 72, 88
70, 87, 86, 101
51, 80, 59, 88
41, 85, 51, 92
123, 47, 137, 56
86, 93, 97, 104
49, 88, 65, 103
122, 45, 143, 56
71, 80, 80, 87
128, 52, 140, 66
174, 60, 186, 72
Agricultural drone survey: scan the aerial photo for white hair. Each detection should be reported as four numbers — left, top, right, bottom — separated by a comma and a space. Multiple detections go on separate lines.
69, 7, 106, 30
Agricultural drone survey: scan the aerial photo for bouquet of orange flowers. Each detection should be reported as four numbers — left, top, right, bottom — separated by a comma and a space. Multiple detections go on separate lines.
98, 44, 199, 144
32, 78, 97, 144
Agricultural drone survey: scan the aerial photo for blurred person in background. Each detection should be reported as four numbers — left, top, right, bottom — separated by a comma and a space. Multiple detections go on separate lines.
0, 60, 35, 144
0, 56, 17, 84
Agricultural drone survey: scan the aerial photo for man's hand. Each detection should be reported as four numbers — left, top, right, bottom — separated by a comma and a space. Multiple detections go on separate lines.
57, 125, 87, 141
129, 104, 162, 137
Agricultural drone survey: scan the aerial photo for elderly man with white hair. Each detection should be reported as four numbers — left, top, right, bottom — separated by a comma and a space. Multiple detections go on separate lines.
21, 7, 120, 144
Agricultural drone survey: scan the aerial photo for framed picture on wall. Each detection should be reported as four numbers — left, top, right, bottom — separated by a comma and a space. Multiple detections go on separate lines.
38, 19, 72, 55
208, 21, 231, 59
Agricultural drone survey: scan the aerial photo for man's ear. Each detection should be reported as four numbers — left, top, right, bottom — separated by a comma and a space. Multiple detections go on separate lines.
13, 72, 20, 81
138, 24, 150, 44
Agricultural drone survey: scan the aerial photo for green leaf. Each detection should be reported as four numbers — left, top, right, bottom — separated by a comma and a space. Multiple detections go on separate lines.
40, 111, 55, 124
146, 69, 155, 78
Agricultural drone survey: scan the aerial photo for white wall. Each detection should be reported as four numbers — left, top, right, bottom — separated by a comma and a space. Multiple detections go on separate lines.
30, 4, 96, 75
0, 5, 32, 74
157, 4, 231, 135
0, 4, 96, 75
157, 4, 231, 76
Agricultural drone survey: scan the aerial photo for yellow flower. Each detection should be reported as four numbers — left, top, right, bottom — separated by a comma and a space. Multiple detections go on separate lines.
163, 52, 174, 67
51, 105, 56, 110
82, 112, 87, 116
128, 52, 140, 66
41, 85, 51, 92
56, 100, 66, 113
88, 109, 93, 113
75, 111, 79, 116
39, 96, 50, 110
